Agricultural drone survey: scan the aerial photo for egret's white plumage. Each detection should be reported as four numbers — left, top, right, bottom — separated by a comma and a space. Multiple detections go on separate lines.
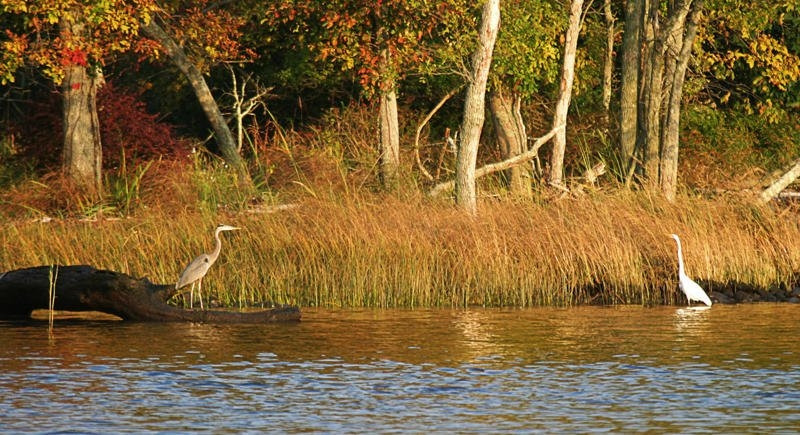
670, 234, 712, 307
176, 224, 239, 309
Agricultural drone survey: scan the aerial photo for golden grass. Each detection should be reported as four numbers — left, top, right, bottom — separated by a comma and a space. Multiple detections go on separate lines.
1, 190, 799, 308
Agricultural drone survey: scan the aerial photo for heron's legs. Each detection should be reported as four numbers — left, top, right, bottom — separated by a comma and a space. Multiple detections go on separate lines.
189, 282, 196, 309
198, 278, 204, 309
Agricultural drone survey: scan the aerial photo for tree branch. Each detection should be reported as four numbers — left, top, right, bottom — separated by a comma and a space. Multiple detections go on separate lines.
429, 124, 564, 197
414, 86, 462, 181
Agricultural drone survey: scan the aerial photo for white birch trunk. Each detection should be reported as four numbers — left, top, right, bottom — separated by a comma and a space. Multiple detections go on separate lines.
455, 0, 500, 215
548, 0, 584, 186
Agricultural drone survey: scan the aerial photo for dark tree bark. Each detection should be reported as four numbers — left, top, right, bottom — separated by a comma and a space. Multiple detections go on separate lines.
140, 19, 249, 181
61, 9, 103, 193
0, 265, 300, 323
619, 0, 643, 170
621, 0, 702, 199
642, 0, 666, 180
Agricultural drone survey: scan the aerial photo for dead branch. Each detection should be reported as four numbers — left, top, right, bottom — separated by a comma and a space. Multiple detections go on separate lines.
760, 158, 800, 203
428, 124, 565, 197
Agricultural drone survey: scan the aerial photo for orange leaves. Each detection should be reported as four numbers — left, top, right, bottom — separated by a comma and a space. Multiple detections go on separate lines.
60, 47, 88, 67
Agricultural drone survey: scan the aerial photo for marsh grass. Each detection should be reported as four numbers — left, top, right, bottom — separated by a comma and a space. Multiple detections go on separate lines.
2, 190, 799, 308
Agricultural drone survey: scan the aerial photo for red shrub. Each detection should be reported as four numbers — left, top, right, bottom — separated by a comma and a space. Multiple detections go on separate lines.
11, 81, 189, 169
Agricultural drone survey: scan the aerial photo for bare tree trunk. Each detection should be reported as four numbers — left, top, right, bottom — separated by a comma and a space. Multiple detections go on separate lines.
548, 0, 584, 187
642, 0, 693, 183
140, 19, 248, 181
660, 1, 703, 200
455, 0, 500, 215
489, 88, 529, 196
636, 0, 654, 175
619, 0, 643, 171
760, 159, 800, 203
602, 0, 615, 124
61, 10, 103, 193
379, 86, 400, 189
642, 0, 664, 181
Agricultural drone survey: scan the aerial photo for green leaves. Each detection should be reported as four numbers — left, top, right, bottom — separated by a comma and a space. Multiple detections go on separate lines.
698, 0, 800, 121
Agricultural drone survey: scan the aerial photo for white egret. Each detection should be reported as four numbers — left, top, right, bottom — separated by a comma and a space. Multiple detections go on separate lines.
669, 234, 712, 307
176, 224, 240, 309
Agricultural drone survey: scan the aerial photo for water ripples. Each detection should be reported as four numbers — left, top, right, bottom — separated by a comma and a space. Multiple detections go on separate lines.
1, 305, 800, 432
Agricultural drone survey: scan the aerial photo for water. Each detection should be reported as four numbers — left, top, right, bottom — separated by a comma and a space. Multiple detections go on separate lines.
1, 305, 799, 433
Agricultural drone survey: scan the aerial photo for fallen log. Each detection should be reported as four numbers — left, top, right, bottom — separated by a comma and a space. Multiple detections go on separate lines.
0, 265, 300, 323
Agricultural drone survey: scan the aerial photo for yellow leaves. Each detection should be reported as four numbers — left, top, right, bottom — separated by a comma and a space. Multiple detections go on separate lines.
0, 33, 27, 84
0, 0, 28, 13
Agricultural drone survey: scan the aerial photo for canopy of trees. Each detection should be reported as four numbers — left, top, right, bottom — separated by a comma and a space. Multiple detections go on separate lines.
1, 0, 799, 212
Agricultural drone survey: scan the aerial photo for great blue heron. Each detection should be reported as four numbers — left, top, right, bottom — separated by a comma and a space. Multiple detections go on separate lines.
176, 224, 240, 309
670, 234, 712, 307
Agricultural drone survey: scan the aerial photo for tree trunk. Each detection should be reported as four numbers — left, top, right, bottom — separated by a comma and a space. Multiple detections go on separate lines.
642, 0, 664, 181
660, 1, 703, 200
0, 265, 300, 323
489, 88, 529, 196
61, 10, 103, 193
455, 0, 500, 215
379, 87, 400, 189
140, 19, 249, 181
760, 159, 800, 203
602, 0, 615, 125
636, 0, 654, 176
619, 0, 643, 171
641, 0, 693, 183
548, 0, 584, 187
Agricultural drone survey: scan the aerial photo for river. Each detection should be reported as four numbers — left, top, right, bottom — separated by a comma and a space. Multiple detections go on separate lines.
1, 305, 799, 432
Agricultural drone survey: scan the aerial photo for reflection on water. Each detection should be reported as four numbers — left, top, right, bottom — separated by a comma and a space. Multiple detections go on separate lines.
1, 305, 800, 432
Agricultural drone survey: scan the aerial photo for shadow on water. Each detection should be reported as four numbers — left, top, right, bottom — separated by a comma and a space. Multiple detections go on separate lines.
1, 305, 800, 432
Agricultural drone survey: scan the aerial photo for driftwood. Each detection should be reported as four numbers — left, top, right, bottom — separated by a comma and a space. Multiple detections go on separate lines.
0, 265, 300, 323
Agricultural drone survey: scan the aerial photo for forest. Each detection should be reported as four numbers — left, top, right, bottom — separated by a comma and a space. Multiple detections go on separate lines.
1, 0, 800, 308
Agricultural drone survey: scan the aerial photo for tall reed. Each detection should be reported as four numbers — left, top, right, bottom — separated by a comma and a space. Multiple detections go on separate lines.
1, 191, 799, 308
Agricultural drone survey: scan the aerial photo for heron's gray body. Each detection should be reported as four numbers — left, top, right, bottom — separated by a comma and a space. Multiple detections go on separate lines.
176, 225, 239, 308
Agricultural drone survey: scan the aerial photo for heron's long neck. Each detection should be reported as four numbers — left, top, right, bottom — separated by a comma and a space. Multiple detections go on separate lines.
211, 228, 224, 259
675, 238, 685, 275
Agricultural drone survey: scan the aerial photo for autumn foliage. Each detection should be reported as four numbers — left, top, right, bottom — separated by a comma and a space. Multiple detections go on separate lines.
10, 82, 186, 169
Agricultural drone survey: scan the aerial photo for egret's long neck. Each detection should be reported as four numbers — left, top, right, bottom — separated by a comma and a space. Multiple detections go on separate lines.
674, 238, 685, 275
